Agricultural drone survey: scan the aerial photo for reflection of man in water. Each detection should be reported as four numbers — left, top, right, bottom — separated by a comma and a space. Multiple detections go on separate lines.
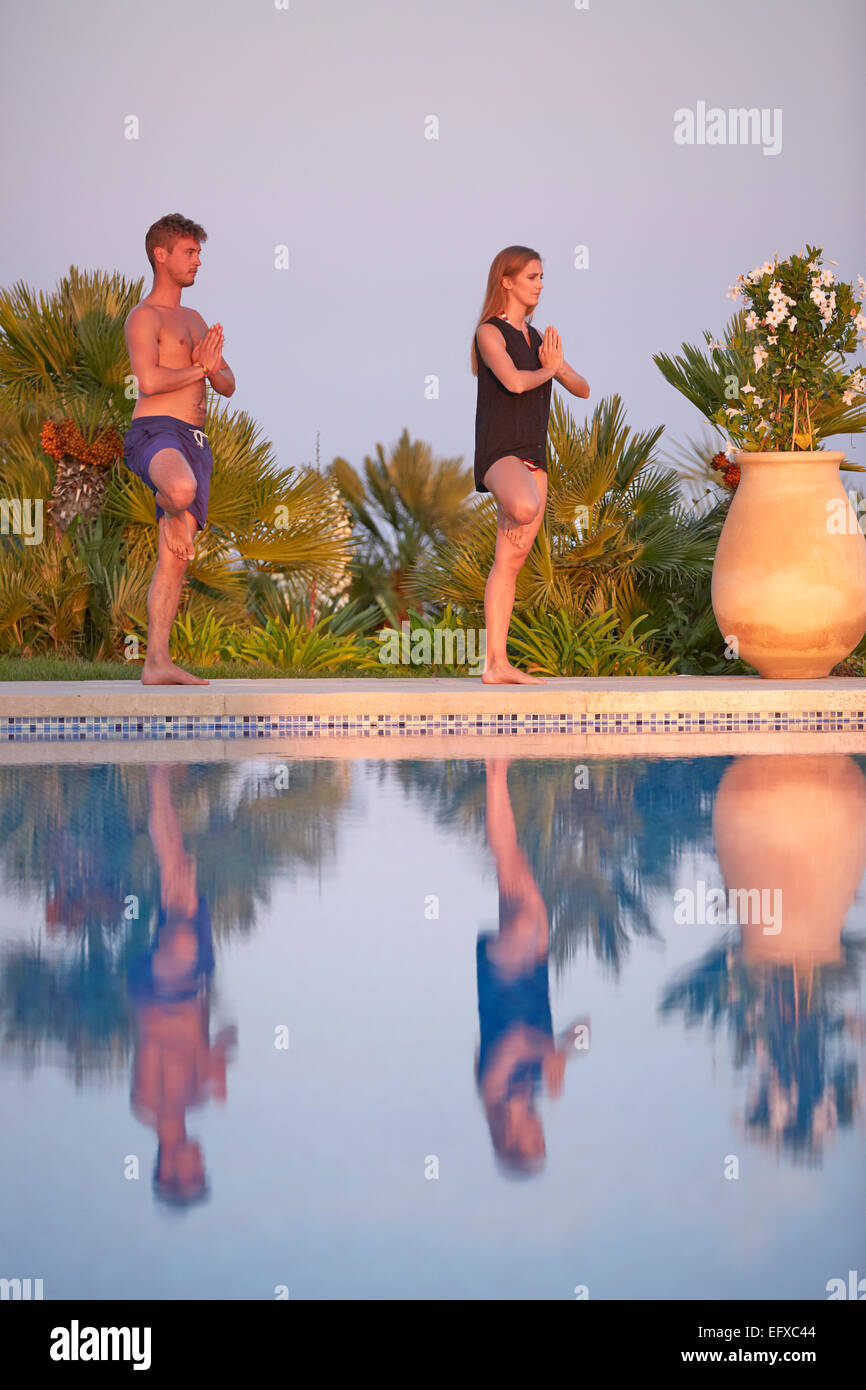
127, 764, 235, 1206
476, 758, 588, 1176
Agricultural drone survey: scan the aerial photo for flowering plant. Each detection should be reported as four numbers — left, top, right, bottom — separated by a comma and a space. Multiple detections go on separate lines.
710, 245, 866, 454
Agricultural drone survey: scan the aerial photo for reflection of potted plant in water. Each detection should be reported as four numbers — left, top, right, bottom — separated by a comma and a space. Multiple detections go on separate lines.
661, 754, 866, 1162
661, 940, 864, 1163
475, 759, 588, 1176
656, 246, 866, 676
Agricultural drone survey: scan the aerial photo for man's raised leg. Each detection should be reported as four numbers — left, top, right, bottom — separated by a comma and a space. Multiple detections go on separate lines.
147, 447, 199, 561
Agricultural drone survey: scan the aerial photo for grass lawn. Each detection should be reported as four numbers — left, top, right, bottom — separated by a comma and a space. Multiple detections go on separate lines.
1, 655, 861, 682
0, 655, 482, 681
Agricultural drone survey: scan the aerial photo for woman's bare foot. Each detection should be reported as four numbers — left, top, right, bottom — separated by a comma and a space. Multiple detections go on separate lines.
141, 658, 209, 686
497, 504, 532, 551
160, 511, 197, 560
482, 661, 546, 685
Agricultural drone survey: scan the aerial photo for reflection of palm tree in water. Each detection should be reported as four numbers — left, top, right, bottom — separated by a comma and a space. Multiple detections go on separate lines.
476, 758, 588, 1176
126, 765, 235, 1206
661, 754, 866, 1165
660, 941, 864, 1163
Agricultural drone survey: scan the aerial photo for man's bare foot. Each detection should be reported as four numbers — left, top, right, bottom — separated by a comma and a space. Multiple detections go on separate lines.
160, 511, 196, 560
141, 659, 209, 686
482, 661, 547, 685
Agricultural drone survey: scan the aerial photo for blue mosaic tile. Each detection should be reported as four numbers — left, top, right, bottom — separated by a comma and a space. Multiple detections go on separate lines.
0, 708, 864, 744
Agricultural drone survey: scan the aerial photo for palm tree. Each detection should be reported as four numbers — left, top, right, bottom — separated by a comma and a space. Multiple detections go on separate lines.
660, 939, 866, 1164
0, 267, 354, 658
105, 397, 355, 629
408, 392, 721, 630
391, 756, 725, 975
0, 758, 355, 1081
329, 426, 475, 624
0, 267, 136, 534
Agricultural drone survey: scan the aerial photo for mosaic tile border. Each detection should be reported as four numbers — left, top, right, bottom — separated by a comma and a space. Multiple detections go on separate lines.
1, 710, 865, 742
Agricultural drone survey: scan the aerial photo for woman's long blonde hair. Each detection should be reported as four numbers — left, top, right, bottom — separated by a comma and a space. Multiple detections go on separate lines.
470, 245, 542, 375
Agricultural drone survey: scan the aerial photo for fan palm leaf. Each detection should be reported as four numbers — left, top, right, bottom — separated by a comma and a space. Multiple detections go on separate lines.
329, 426, 475, 621
410, 391, 714, 625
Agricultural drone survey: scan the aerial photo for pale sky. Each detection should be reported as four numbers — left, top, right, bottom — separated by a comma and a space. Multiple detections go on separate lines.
2, 0, 864, 482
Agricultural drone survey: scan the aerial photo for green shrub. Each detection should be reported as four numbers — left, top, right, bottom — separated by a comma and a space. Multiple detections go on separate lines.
507, 607, 675, 677
223, 614, 372, 672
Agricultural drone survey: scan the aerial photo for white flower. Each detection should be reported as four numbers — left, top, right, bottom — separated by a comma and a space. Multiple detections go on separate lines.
767, 334, 778, 344
768, 281, 793, 304
725, 406, 741, 416
844, 370, 866, 401
752, 396, 764, 408
753, 345, 769, 369
740, 381, 755, 394
745, 310, 759, 330
726, 285, 743, 300
787, 316, 797, 330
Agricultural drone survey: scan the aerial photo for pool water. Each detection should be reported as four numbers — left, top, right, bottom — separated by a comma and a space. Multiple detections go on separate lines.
0, 752, 864, 1300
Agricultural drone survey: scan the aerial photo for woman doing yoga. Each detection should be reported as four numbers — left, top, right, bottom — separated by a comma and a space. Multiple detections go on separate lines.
472, 246, 590, 684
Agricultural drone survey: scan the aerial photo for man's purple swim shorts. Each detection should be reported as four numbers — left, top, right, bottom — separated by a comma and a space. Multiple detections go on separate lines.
122, 415, 214, 531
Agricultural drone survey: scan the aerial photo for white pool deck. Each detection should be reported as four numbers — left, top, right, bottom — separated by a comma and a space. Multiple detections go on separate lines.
0, 675, 864, 761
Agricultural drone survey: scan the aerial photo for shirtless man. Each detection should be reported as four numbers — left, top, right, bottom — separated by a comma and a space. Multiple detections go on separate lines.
122, 213, 235, 685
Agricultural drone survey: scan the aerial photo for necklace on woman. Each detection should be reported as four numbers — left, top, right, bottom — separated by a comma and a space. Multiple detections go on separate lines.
500, 313, 529, 339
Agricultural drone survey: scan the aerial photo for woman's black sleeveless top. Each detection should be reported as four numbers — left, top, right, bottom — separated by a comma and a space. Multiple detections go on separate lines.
473, 316, 552, 493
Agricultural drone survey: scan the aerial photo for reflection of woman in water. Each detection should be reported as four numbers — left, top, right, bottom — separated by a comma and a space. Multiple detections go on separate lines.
127, 765, 235, 1206
476, 758, 588, 1175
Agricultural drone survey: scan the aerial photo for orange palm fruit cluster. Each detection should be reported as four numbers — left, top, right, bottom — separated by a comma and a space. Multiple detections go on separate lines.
40, 418, 123, 468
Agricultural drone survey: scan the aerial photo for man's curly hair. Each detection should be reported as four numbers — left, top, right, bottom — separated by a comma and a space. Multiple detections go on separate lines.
145, 213, 207, 271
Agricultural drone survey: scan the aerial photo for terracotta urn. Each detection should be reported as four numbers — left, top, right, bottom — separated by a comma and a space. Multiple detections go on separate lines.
711, 450, 866, 677
713, 754, 866, 966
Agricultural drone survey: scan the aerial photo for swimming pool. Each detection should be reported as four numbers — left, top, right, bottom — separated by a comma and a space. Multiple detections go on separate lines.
0, 750, 863, 1300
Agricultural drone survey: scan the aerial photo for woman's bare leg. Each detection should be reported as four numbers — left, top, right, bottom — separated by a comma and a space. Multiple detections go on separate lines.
481, 457, 548, 685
